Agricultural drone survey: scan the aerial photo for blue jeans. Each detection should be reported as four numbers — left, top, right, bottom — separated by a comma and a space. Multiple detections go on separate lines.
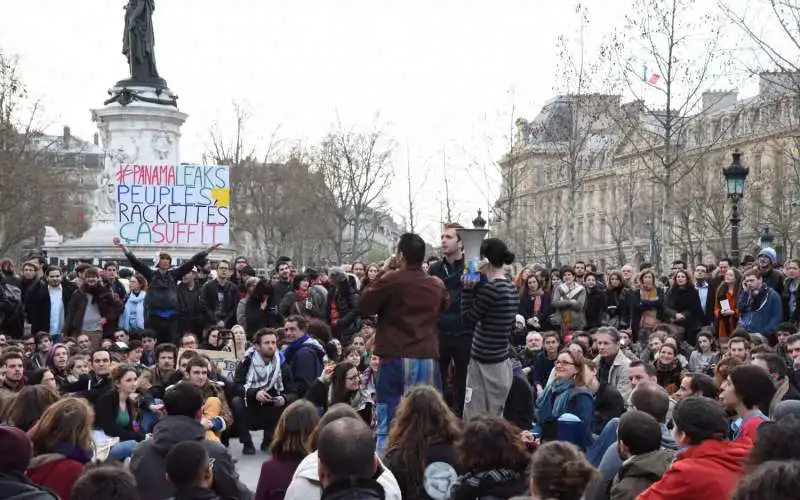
140, 398, 164, 433
586, 417, 619, 467
376, 357, 440, 454
107, 439, 137, 461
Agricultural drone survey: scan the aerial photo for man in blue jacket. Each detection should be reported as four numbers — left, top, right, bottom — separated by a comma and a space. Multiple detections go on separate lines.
428, 222, 472, 416
739, 268, 783, 338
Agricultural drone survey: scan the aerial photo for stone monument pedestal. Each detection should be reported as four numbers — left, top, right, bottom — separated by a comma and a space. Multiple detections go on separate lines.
43, 85, 233, 264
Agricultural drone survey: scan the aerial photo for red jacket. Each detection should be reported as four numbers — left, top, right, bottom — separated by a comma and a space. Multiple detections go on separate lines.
27, 455, 86, 500
637, 439, 752, 500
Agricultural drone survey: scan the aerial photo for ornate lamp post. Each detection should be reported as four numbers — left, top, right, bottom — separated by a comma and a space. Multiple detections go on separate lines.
723, 150, 749, 267
760, 227, 774, 249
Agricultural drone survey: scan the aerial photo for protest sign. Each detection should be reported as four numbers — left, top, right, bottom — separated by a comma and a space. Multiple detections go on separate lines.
179, 348, 238, 382
115, 164, 230, 246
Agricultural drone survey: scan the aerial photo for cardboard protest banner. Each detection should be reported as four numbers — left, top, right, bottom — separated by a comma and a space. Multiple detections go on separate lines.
115, 164, 230, 246
178, 348, 238, 382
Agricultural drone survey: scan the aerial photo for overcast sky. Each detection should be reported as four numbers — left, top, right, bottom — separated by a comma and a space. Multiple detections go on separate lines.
0, 0, 774, 242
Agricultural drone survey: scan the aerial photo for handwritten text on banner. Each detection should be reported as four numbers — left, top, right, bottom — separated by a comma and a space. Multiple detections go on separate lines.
115, 164, 230, 246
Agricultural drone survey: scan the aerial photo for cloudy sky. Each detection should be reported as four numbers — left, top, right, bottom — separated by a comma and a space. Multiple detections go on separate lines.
0, 0, 772, 242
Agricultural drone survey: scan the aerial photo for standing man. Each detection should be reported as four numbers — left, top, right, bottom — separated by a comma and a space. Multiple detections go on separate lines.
199, 260, 239, 329
694, 263, 714, 328
427, 222, 472, 416
360, 233, 448, 452
103, 262, 127, 301
24, 266, 75, 341
112, 236, 219, 345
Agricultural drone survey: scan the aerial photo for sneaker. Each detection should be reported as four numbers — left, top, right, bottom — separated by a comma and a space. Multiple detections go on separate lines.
242, 443, 256, 455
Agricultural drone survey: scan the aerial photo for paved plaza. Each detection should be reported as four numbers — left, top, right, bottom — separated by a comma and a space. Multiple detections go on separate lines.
229, 430, 267, 491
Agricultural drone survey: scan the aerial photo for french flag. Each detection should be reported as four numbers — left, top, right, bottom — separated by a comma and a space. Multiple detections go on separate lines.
642, 65, 661, 86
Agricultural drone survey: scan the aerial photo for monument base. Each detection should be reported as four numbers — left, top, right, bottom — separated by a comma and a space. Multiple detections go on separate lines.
42, 82, 229, 265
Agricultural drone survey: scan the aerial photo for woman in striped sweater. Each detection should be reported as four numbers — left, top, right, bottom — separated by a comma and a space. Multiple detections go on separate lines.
461, 237, 519, 421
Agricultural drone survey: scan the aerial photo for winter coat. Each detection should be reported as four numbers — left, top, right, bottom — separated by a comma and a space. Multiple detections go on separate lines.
383, 441, 462, 500
231, 350, 298, 404
199, 279, 239, 329
585, 287, 606, 329
94, 389, 146, 442
738, 286, 783, 337
517, 292, 552, 331
604, 286, 631, 329
244, 296, 283, 335
129, 415, 252, 500
550, 283, 587, 330
663, 285, 704, 344
123, 249, 207, 312
283, 337, 327, 398
0, 472, 58, 500
26, 455, 86, 500
255, 458, 303, 500
326, 281, 361, 343
279, 290, 326, 320
62, 284, 123, 338
177, 281, 203, 333
609, 449, 675, 500
428, 257, 470, 336
593, 382, 625, 435
285, 450, 402, 500
24, 280, 76, 334
594, 350, 632, 402
637, 438, 752, 500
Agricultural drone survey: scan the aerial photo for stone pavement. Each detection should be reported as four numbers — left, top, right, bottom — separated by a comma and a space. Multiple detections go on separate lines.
228, 430, 267, 491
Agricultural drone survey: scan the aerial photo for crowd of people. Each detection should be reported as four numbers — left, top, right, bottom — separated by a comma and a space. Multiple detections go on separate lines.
0, 227, 799, 499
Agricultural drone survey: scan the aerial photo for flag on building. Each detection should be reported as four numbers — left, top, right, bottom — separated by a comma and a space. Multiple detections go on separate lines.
642, 65, 661, 86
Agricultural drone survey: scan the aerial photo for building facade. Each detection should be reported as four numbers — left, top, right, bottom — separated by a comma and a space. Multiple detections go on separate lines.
496, 72, 800, 272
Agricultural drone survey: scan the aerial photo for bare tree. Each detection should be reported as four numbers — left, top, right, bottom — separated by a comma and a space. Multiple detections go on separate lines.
605, 0, 738, 273
311, 121, 394, 262
0, 50, 82, 258
402, 145, 432, 234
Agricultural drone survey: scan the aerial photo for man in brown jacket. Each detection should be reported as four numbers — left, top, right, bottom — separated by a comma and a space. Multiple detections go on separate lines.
359, 232, 448, 452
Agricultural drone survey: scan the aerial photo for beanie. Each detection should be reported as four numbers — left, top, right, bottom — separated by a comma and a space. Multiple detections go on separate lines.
0, 425, 33, 473
758, 247, 777, 265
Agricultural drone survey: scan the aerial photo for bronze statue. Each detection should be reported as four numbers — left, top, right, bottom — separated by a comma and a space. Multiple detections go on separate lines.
122, 0, 161, 83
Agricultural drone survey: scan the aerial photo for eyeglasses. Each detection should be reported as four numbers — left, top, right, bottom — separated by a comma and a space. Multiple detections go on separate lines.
555, 360, 575, 366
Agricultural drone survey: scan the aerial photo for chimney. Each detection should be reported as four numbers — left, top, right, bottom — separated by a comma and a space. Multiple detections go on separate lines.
93, 133, 99, 146
63, 126, 71, 148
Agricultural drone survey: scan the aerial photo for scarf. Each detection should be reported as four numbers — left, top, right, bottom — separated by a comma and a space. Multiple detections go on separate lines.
284, 334, 312, 362
536, 378, 575, 418
52, 442, 93, 464
120, 291, 146, 331
244, 346, 284, 394
328, 384, 371, 412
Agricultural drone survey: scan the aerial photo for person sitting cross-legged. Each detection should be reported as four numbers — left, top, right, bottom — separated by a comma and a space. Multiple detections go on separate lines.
164, 441, 217, 500
129, 383, 252, 500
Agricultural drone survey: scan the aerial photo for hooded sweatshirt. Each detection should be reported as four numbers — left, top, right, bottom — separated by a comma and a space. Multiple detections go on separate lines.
609, 449, 675, 500
284, 336, 326, 397
26, 454, 86, 500
285, 450, 402, 500
637, 438, 752, 500
129, 415, 252, 500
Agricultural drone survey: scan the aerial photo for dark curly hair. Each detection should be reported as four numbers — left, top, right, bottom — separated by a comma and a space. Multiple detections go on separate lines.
458, 415, 528, 473
530, 441, 599, 500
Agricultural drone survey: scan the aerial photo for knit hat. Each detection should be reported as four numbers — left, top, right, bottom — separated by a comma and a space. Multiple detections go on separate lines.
0, 425, 33, 473
758, 247, 777, 265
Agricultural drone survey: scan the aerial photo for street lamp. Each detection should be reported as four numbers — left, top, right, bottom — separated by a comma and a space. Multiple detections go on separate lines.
723, 150, 749, 267
760, 227, 774, 249
548, 222, 561, 268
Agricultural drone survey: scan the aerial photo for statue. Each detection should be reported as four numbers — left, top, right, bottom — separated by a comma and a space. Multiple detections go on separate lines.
122, 0, 161, 84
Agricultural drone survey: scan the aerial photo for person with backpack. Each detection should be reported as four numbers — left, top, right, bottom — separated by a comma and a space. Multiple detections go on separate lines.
112, 237, 221, 345
0, 272, 24, 339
